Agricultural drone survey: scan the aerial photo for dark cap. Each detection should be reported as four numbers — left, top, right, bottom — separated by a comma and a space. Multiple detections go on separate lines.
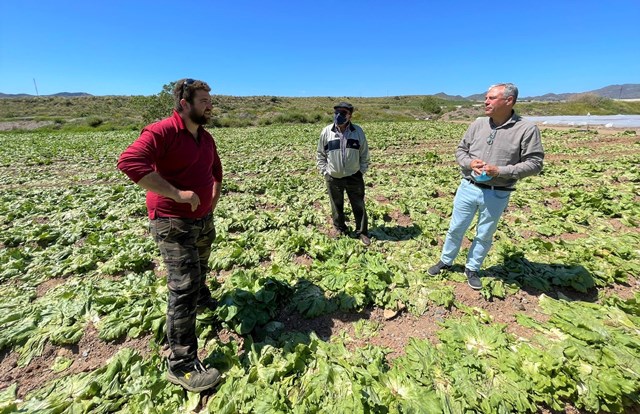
333, 102, 354, 113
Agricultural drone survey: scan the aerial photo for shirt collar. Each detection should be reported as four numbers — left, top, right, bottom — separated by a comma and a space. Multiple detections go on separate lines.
331, 122, 355, 133
490, 110, 519, 129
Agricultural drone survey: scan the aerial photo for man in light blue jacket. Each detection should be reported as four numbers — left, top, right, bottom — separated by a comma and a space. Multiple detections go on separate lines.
317, 102, 371, 245
428, 83, 544, 289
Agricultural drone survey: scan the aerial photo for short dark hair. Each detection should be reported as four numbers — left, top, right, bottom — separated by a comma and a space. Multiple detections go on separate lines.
173, 78, 211, 111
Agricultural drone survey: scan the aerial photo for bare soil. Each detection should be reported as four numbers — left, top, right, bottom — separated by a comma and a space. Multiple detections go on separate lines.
3, 271, 638, 407
0, 326, 153, 398
0, 120, 54, 131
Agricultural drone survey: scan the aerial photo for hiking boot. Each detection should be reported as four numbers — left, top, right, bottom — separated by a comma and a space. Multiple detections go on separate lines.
427, 260, 451, 276
166, 363, 221, 392
465, 268, 482, 290
359, 234, 371, 246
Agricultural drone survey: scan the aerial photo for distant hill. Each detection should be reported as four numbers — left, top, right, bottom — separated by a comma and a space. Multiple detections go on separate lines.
465, 93, 485, 101
0, 92, 92, 98
51, 92, 93, 97
433, 92, 466, 101
582, 84, 640, 99
465, 84, 640, 102
1, 84, 639, 101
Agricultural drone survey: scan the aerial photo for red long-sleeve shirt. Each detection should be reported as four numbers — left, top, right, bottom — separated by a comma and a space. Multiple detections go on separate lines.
117, 111, 223, 219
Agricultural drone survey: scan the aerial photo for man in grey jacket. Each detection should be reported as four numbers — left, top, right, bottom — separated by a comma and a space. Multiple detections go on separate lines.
317, 102, 371, 246
428, 83, 544, 289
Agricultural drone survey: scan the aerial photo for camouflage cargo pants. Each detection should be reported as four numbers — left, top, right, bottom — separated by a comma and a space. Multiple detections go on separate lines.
149, 212, 215, 372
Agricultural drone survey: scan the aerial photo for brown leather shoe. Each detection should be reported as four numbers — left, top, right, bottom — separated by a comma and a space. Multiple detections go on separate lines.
359, 234, 371, 246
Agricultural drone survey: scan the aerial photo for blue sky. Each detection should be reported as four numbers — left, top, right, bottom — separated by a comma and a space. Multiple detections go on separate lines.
1, 0, 638, 98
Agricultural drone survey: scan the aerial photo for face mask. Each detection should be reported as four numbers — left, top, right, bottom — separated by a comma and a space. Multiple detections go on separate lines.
334, 112, 348, 125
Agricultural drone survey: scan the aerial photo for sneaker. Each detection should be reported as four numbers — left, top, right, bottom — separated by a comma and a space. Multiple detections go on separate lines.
359, 234, 371, 246
167, 363, 221, 392
465, 268, 482, 290
427, 260, 451, 276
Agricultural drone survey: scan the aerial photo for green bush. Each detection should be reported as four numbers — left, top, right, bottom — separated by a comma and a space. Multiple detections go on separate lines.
87, 117, 104, 127
420, 96, 443, 114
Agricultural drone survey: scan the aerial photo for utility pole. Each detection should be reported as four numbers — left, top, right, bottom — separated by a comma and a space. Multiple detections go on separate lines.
33, 78, 39, 97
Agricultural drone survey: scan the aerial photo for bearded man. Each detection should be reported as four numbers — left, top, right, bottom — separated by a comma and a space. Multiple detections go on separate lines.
118, 78, 223, 392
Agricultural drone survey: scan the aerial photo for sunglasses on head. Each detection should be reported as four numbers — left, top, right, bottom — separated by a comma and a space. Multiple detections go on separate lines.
179, 78, 195, 100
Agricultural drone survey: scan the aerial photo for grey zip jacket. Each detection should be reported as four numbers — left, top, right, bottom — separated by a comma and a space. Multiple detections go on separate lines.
317, 122, 370, 178
456, 112, 544, 189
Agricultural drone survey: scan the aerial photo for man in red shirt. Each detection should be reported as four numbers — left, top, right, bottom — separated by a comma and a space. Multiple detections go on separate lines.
118, 78, 223, 392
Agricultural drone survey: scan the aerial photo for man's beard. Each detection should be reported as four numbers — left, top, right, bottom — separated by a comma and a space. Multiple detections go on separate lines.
188, 108, 210, 125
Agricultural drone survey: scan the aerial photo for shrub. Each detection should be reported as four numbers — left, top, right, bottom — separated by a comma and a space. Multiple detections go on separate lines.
421, 96, 443, 114
87, 117, 104, 127
272, 112, 323, 125
568, 93, 608, 106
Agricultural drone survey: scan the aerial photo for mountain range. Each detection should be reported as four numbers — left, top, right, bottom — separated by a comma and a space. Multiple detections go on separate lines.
0, 92, 92, 98
1, 84, 639, 101
451, 84, 640, 101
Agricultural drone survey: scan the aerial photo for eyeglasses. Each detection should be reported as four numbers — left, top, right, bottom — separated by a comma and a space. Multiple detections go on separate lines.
179, 78, 195, 100
334, 110, 349, 115
487, 129, 497, 145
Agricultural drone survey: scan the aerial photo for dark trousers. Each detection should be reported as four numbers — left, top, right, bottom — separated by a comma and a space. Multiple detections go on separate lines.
149, 213, 215, 372
325, 171, 368, 235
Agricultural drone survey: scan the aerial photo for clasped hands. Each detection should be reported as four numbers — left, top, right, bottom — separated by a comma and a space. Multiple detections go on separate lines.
470, 159, 498, 176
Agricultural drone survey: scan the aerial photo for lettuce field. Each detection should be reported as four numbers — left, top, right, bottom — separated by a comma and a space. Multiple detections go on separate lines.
0, 121, 639, 413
